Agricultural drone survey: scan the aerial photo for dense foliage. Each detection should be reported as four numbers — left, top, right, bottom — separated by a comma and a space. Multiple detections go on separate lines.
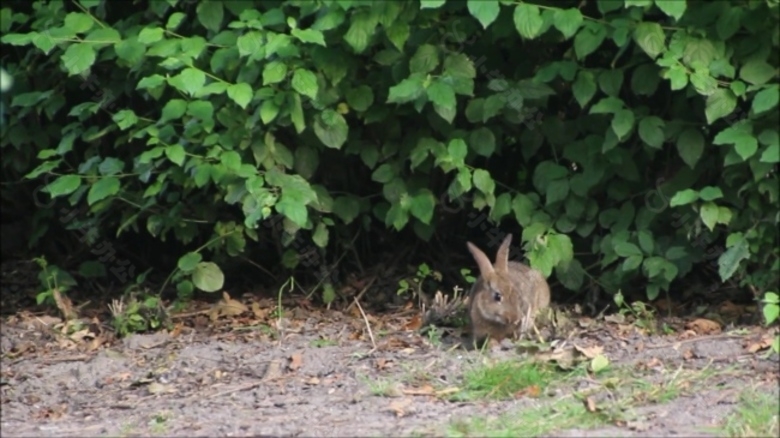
1, 0, 778, 321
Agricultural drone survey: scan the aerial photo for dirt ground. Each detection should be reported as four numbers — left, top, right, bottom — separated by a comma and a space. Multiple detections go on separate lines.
1, 299, 778, 438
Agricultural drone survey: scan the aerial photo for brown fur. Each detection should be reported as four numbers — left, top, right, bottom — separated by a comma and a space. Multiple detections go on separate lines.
466, 234, 550, 347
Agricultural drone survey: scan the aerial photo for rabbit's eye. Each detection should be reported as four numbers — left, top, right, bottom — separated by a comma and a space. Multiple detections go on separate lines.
492, 291, 502, 302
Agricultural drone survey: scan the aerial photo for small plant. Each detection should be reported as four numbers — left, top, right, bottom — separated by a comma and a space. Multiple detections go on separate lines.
33, 256, 77, 305
460, 267, 477, 285
420, 325, 444, 346
613, 290, 658, 333
109, 294, 168, 337
397, 263, 442, 298
760, 291, 779, 354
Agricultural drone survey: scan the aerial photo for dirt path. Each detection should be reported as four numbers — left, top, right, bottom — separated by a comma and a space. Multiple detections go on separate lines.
1, 310, 778, 437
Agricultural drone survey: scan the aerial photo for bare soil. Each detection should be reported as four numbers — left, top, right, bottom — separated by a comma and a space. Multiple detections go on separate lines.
1, 304, 778, 438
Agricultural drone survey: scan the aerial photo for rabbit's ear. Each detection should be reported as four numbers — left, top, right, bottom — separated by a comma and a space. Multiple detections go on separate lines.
494, 233, 513, 272
467, 242, 494, 276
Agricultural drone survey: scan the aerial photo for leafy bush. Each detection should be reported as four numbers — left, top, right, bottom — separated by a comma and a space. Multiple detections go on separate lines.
1, 0, 777, 316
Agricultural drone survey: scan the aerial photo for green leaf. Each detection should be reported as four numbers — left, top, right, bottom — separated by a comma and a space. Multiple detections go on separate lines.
740, 59, 775, 86
291, 28, 326, 46
387, 76, 425, 104
420, 0, 447, 8
64, 12, 94, 34
760, 142, 779, 164
177, 68, 206, 96
45, 175, 81, 198
426, 80, 456, 111
409, 189, 436, 224
166, 12, 186, 30
614, 241, 642, 257
714, 124, 758, 161
699, 201, 719, 231
633, 22, 665, 59
138, 27, 164, 44
276, 198, 308, 228
386, 21, 410, 51
313, 109, 348, 149
598, 69, 624, 97
705, 88, 737, 124
372, 163, 395, 184
448, 138, 468, 165
160, 99, 187, 123
334, 196, 360, 224
98, 158, 125, 176
289, 93, 305, 133
513, 3, 544, 39
192, 261, 224, 293
346, 85, 374, 112
574, 22, 607, 60
292, 68, 319, 100
545, 179, 569, 206
718, 236, 749, 282
490, 192, 512, 221
555, 258, 585, 291
444, 53, 477, 79
663, 64, 689, 90
699, 186, 723, 201
468, 0, 500, 29
87, 177, 120, 205
473, 169, 495, 195
669, 189, 698, 206
590, 97, 623, 114
611, 109, 635, 140
61, 43, 96, 76
469, 127, 496, 157
676, 128, 705, 168
262, 61, 287, 85
752, 86, 779, 115
655, 0, 686, 21
410, 44, 439, 74
260, 100, 280, 124
312, 222, 329, 248
622, 255, 643, 271
553, 8, 583, 39
196, 1, 224, 33
343, 9, 376, 53
572, 71, 597, 108
165, 144, 186, 166
237, 32, 262, 58
178, 252, 203, 271
112, 110, 139, 131
227, 83, 253, 109
638, 116, 665, 148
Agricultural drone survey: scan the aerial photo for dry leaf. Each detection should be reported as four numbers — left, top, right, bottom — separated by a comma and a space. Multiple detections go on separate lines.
387, 398, 412, 417
682, 348, 694, 360
402, 385, 435, 396
305, 377, 320, 385
375, 358, 393, 371
288, 352, 303, 372
746, 335, 773, 353
435, 387, 460, 397
685, 318, 721, 335
263, 359, 284, 380
604, 313, 626, 324
404, 315, 422, 331
584, 396, 597, 412
573, 344, 604, 359
515, 385, 541, 398
147, 382, 173, 395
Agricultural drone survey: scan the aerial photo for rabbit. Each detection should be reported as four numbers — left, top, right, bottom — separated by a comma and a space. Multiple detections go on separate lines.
465, 233, 550, 347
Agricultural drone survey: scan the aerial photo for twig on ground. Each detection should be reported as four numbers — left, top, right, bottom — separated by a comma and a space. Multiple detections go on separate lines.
353, 297, 377, 353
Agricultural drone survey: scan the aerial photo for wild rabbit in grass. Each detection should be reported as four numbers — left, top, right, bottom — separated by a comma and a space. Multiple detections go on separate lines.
465, 233, 550, 347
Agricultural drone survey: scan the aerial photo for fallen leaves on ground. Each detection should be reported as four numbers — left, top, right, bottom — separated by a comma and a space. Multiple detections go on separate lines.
685, 318, 721, 335
288, 352, 303, 372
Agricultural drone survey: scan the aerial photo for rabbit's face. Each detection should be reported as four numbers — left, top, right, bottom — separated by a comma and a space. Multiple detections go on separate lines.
472, 271, 523, 326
